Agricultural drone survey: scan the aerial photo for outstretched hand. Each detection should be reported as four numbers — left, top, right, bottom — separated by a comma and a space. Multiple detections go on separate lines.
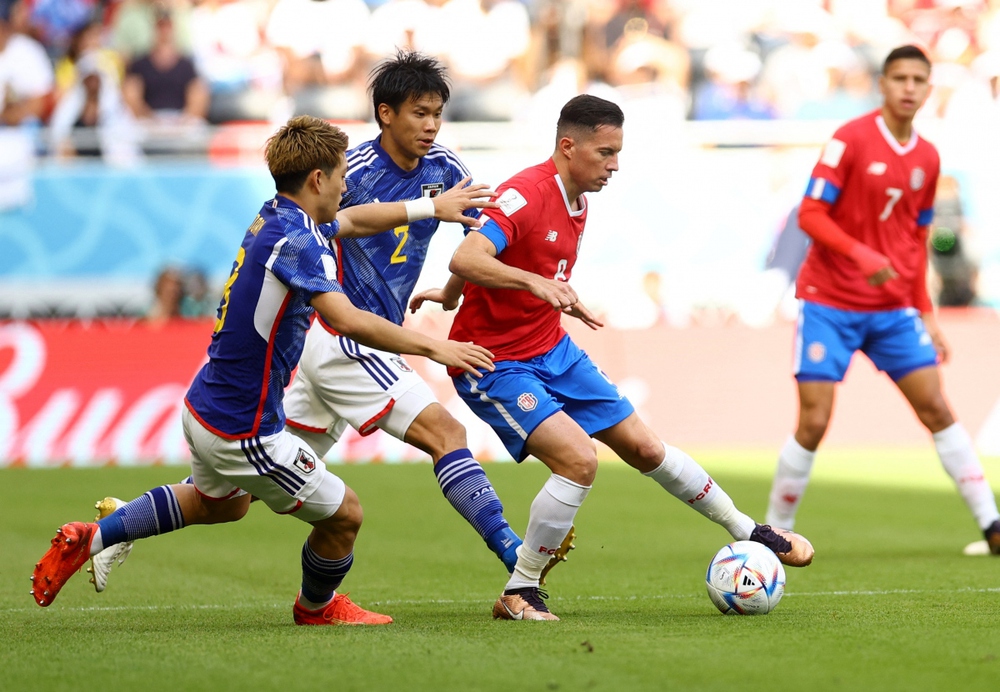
433, 177, 498, 226
427, 340, 495, 377
563, 301, 604, 330
409, 287, 460, 313
529, 277, 580, 311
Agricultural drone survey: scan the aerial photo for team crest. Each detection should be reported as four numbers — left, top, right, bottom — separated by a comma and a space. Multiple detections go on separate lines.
807, 341, 826, 363
294, 448, 316, 474
421, 183, 445, 198
910, 167, 925, 191
517, 392, 538, 412
390, 356, 413, 372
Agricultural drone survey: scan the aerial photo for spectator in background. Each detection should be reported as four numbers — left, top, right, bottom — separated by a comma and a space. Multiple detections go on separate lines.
692, 45, 774, 120
794, 43, 879, 120
123, 7, 209, 123
27, 0, 97, 59
180, 268, 216, 317
111, 0, 192, 62
0, 0, 54, 126
54, 21, 123, 97
48, 51, 142, 164
147, 266, 184, 324
929, 175, 977, 307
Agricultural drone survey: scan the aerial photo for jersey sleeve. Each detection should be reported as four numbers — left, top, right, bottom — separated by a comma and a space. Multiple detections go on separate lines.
269, 231, 345, 297
804, 127, 855, 207
480, 182, 533, 249
917, 154, 940, 228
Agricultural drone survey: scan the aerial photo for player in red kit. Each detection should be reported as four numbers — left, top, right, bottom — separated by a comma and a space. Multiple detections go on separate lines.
765, 45, 1000, 555
412, 95, 814, 621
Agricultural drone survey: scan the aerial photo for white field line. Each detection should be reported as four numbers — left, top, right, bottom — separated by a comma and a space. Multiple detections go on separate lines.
4, 587, 999, 614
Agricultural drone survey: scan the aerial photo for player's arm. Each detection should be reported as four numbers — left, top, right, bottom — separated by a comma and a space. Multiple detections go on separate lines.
798, 198, 898, 286
311, 291, 494, 376
409, 273, 466, 313
449, 222, 580, 310
336, 177, 498, 238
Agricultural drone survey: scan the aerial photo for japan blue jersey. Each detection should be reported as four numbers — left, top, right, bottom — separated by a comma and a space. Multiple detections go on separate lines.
323, 136, 473, 326
185, 196, 345, 439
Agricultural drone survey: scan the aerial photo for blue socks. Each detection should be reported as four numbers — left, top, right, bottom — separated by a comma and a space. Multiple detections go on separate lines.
301, 541, 353, 605
434, 449, 522, 571
97, 485, 185, 547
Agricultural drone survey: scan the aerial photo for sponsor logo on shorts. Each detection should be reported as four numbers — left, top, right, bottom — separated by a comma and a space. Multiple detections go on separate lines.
517, 392, 537, 412
293, 448, 316, 474
390, 356, 413, 372
421, 182, 445, 198
911, 167, 925, 191
807, 341, 826, 363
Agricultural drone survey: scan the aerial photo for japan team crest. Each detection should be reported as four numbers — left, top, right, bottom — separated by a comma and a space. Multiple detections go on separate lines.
910, 167, 925, 191
390, 356, 413, 372
807, 342, 826, 364
421, 183, 445, 198
517, 392, 538, 412
294, 448, 316, 474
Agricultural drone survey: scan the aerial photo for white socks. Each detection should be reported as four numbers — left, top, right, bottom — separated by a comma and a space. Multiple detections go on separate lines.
506, 474, 590, 591
934, 422, 1000, 530
645, 443, 757, 541
89, 527, 105, 556
765, 436, 816, 530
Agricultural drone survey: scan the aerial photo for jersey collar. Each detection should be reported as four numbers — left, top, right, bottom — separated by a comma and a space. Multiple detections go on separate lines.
549, 159, 586, 218
272, 195, 339, 240
875, 114, 919, 156
372, 135, 424, 179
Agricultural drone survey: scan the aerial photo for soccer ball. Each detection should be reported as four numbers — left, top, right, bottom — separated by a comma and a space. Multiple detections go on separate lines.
705, 540, 785, 615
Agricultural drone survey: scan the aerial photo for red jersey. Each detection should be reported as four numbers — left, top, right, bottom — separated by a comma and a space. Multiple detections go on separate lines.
449, 158, 586, 363
796, 110, 939, 311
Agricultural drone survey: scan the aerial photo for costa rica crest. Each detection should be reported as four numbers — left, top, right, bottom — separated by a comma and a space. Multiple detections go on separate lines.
517, 392, 538, 412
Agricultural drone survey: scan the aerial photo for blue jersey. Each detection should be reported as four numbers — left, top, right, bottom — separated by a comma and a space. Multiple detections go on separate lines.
323, 136, 473, 326
185, 196, 344, 439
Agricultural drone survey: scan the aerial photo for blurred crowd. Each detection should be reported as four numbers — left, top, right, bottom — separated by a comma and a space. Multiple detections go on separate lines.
2, 0, 1000, 156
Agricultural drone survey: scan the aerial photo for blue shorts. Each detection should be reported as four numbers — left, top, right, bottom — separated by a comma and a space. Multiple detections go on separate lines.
453, 335, 635, 462
794, 301, 938, 383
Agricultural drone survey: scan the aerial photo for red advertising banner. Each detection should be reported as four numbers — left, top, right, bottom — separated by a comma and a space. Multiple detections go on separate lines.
2, 312, 999, 468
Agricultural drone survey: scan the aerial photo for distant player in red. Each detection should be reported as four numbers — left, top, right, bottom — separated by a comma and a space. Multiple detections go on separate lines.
766, 45, 1000, 555
414, 95, 814, 622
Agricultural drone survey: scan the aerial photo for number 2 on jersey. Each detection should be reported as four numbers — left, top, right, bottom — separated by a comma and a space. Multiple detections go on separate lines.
390, 225, 408, 264
214, 246, 246, 334
880, 187, 903, 221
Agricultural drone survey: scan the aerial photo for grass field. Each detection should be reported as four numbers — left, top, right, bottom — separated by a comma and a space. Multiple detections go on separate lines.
3, 451, 1000, 692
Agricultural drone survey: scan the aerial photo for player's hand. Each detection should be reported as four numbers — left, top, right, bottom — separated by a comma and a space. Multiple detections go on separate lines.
432, 177, 498, 226
409, 288, 460, 313
562, 301, 604, 330
922, 313, 950, 364
529, 276, 579, 311
427, 340, 495, 377
867, 264, 899, 286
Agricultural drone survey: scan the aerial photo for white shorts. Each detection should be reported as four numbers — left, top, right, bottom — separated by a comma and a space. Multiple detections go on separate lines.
182, 407, 346, 523
284, 323, 437, 442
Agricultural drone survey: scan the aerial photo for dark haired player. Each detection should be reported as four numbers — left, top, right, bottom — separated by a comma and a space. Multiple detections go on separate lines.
765, 45, 1000, 553
415, 95, 815, 621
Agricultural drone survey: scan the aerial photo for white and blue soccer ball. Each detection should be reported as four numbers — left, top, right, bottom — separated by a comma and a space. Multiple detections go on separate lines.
706, 540, 785, 615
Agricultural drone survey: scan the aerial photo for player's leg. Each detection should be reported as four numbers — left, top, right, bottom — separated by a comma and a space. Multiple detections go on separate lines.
894, 365, 1000, 552
592, 413, 813, 566
765, 381, 835, 529
400, 399, 523, 571
767, 300, 858, 529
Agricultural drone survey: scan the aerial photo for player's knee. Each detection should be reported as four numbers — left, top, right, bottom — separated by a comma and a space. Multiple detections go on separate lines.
916, 397, 954, 432
634, 437, 666, 467
796, 410, 830, 448
333, 487, 364, 539
410, 406, 468, 458
194, 494, 250, 525
558, 446, 598, 486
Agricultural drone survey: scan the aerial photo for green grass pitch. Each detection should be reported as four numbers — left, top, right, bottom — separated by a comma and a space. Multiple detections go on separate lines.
2, 451, 999, 691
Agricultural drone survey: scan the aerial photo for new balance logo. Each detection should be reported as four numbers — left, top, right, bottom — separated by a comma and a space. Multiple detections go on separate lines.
867, 162, 887, 175
545, 230, 558, 242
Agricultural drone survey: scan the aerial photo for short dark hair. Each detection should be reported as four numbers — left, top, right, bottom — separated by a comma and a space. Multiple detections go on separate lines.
882, 45, 931, 74
368, 51, 450, 128
556, 95, 624, 141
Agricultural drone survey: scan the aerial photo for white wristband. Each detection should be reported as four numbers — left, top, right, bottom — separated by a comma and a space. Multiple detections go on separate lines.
405, 197, 436, 222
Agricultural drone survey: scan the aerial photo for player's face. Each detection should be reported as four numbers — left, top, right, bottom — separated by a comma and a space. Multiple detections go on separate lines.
567, 125, 623, 194
317, 158, 348, 224
380, 93, 444, 168
879, 59, 932, 122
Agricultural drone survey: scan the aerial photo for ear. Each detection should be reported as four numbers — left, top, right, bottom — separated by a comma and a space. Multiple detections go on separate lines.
306, 169, 324, 194
557, 135, 575, 160
377, 103, 394, 127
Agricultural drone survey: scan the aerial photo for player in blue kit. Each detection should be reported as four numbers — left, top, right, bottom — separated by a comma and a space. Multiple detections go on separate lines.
280, 52, 568, 577
29, 115, 496, 624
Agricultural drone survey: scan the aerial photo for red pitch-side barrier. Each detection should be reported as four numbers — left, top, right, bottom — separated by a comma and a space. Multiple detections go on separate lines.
2, 311, 998, 467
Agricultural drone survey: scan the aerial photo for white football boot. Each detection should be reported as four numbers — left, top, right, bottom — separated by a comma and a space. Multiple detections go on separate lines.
87, 497, 134, 592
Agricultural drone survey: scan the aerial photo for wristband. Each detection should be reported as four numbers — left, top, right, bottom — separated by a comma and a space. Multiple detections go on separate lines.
405, 197, 436, 222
